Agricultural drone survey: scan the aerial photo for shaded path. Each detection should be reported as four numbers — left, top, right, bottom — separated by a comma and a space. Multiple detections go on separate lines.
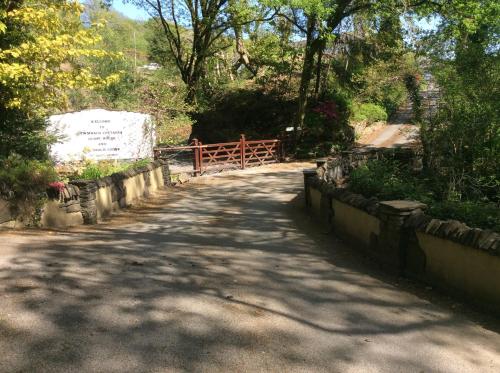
356, 99, 419, 148
1, 164, 499, 372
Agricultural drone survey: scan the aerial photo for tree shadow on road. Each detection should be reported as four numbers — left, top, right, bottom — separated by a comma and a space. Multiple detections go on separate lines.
1, 168, 499, 372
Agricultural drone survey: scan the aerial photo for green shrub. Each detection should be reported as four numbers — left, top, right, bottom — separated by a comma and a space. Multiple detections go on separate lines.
78, 163, 113, 180
75, 159, 152, 180
429, 200, 499, 233
348, 159, 499, 231
351, 102, 388, 123
0, 154, 58, 225
349, 159, 430, 202
0, 154, 58, 199
0, 108, 53, 160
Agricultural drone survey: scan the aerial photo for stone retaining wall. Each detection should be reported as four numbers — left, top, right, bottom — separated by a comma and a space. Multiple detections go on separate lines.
69, 160, 170, 225
317, 147, 421, 186
304, 173, 500, 312
1, 160, 170, 229
41, 184, 83, 228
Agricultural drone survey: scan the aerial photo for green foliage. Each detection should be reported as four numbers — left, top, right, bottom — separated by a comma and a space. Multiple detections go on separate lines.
350, 55, 416, 117
0, 0, 120, 114
404, 73, 422, 123
0, 154, 58, 199
429, 200, 499, 233
252, 29, 302, 97
349, 160, 432, 202
139, 70, 194, 145
144, 18, 180, 69
351, 102, 388, 123
0, 153, 59, 225
420, 4, 500, 203
75, 159, 152, 180
421, 57, 500, 201
78, 163, 113, 180
349, 160, 500, 231
192, 84, 296, 143
0, 107, 52, 159
69, 4, 153, 110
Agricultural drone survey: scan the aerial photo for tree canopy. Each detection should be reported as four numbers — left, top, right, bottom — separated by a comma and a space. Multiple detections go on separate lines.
0, 0, 120, 116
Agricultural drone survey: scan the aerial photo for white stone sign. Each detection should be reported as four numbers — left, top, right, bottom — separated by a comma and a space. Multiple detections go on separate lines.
47, 109, 156, 162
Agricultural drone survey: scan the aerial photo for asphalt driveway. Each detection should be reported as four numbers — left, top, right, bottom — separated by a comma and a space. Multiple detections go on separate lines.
1, 163, 499, 372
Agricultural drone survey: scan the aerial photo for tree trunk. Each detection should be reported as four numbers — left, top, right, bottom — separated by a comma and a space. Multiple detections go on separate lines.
233, 25, 257, 77
314, 39, 325, 98
294, 14, 318, 146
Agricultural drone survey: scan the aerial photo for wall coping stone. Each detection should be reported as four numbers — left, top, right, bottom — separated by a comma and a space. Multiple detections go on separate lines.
379, 201, 427, 214
309, 176, 379, 216
308, 175, 500, 256
404, 210, 500, 256
303, 168, 317, 176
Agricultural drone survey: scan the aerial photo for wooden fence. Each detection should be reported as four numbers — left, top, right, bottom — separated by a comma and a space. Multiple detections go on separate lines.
154, 135, 282, 175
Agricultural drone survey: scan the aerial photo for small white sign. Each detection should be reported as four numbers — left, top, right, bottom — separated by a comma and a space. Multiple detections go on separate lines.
47, 109, 156, 162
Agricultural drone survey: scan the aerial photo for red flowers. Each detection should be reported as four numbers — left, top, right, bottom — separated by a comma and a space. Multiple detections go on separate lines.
48, 181, 65, 193
312, 101, 339, 120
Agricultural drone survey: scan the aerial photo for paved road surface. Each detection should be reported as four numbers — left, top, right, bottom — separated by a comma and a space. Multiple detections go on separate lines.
1, 164, 499, 372
356, 100, 419, 148
357, 124, 419, 148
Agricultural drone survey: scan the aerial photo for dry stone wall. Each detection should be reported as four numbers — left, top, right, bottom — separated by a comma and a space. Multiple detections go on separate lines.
1, 160, 171, 229
69, 160, 170, 225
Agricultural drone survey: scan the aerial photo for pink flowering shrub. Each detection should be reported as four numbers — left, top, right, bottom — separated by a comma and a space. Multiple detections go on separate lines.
48, 181, 65, 194
312, 101, 340, 120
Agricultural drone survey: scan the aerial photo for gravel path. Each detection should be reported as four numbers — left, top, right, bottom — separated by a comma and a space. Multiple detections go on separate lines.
356, 100, 419, 148
356, 123, 419, 148
1, 163, 499, 372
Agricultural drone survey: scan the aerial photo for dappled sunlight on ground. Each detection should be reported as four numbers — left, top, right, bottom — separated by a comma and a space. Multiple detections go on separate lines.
0, 163, 499, 372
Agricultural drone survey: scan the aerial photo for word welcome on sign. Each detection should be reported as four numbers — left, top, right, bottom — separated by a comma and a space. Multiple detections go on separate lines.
47, 109, 156, 162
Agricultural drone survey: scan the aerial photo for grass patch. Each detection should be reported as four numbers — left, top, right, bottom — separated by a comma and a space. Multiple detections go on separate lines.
71, 159, 152, 180
351, 102, 388, 124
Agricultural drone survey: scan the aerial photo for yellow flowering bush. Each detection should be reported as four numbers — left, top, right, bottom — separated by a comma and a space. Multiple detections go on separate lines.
0, 0, 121, 115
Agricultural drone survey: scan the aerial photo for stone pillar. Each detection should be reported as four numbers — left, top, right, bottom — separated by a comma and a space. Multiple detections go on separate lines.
70, 180, 98, 224
316, 158, 328, 168
377, 201, 427, 274
161, 160, 172, 186
303, 169, 317, 208
0, 198, 13, 225
324, 156, 343, 185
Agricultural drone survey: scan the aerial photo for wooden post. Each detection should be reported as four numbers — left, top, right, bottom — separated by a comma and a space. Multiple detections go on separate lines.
240, 134, 246, 169
193, 138, 200, 176
198, 141, 203, 175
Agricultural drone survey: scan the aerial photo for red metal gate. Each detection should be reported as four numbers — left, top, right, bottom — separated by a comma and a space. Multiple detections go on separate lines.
154, 135, 282, 175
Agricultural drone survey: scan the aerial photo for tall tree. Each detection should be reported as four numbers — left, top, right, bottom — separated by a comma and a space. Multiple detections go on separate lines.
272, 1, 371, 143
131, 0, 264, 102
274, 0, 428, 146
417, 0, 499, 200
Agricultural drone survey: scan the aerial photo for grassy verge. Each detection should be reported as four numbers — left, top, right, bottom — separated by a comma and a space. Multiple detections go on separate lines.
69, 159, 152, 180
